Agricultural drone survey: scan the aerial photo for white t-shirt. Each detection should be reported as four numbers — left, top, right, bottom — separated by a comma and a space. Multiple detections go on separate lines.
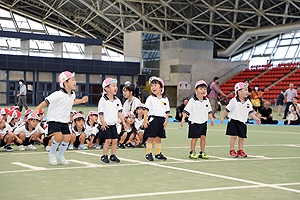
226, 97, 254, 123
184, 95, 212, 124
98, 95, 123, 125
289, 104, 300, 117
144, 94, 170, 118
15, 123, 39, 138
45, 89, 75, 123
135, 118, 144, 133
71, 126, 86, 137
0, 123, 13, 137
122, 97, 141, 116
85, 121, 98, 138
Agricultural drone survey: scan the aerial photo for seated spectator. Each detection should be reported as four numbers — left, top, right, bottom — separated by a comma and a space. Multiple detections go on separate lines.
251, 85, 263, 113
259, 101, 278, 124
175, 98, 189, 122
284, 97, 300, 125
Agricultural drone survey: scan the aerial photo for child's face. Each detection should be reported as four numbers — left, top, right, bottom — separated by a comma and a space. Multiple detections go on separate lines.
74, 118, 85, 129
28, 119, 39, 128
195, 86, 207, 97
123, 89, 131, 98
238, 87, 248, 99
65, 77, 77, 90
291, 106, 295, 111
151, 82, 162, 95
125, 116, 135, 124
136, 107, 143, 116
0, 119, 5, 129
12, 118, 19, 124
292, 98, 298, 104
89, 115, 98, 123
106, 82, 118, 95
2, 114, 7, 121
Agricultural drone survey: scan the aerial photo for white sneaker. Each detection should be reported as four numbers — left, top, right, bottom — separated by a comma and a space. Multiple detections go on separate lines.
45, 146, 51, 152
49, 154, 58, 165
56, 155, 69, 165
18, 145, 25, 151
78, 144, 87, 150
26, 144, 37, 150
68, 144, 74, 150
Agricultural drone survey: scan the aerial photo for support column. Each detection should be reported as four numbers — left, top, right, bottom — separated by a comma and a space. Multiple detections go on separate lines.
53, 42, 63, 58
20, 39, 29, 55
84, 45, 102, 60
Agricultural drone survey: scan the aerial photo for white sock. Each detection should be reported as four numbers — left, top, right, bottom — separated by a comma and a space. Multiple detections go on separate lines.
57, 141, 69, 157
50, 140, 59, 155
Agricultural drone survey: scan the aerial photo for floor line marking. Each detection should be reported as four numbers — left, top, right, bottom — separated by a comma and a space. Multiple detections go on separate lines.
11, 162, 47, 170
167, 156, 194, 162
208, 155, 234, 160
205, 128, 300, 135
68, 159, 101, 167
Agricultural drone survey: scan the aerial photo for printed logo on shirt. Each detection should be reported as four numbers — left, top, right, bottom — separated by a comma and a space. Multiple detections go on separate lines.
206, 104, 208, 107
247, 103, 250, 108
162, 101, 167, 105
117, 104, 119, 106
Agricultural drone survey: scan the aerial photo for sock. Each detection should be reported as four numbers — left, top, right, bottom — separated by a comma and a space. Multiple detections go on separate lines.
57, 141, 69, 157
155, 143, 161, 155
50, 140, 59, 155
146, 143, 152, 154
119, 140, 124, 144
126, 140, 131, 144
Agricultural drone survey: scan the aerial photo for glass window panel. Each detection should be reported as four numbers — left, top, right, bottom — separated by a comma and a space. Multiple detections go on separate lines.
279, 39, 292, 46
291, 38, 300, 45
9, 71, 24, 80
120, 76, 132, 85
30, 41, 38, 49
286, 46, 298, 58
241, 50, 252, 60
264, 48, 274, 54
89, 94, 101, 104
27, 19, 44, 30
0, 70, 7, 80
16, 19, 30, 29
26, 71, 34, 82
0, 93, 7, 104
0, 19, 16, 29
231, 54, 242, 61
29, 52, 54, 57
296, 48, 300, 57
7, 38, 20, 48
89, 74, 102, 84
75, 74, 86, 83
142, 33, 161, 51
142, 69, 159, 80
39, 72, 52, 82
273, 47, 289, 59
267, 38, 278, 48
253, 43, 267, 55
249, 57, 269, 67
0, 38, 8, 47
46, 26, 59, 35
106, 75, 117, 80
0, 9, 11, 18
282, 33, 294, 39
36, 40, 53, 50
101, 56, 110, 61
64, 43, 81, 53
89, 84, 102, 94
0, 81, 7, 92
59, 31, 70, 37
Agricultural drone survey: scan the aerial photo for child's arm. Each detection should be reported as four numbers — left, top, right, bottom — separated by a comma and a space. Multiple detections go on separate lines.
142, 110, 149, 129
99, 114, 108, 131
118, 112, 128, 130
249, 112, 261, 124
208, 113, 215, 127
221, 110, 229, 124
163, 113, 169, 130
74, 96, 88, 105
13, 132, 22, 144
180, 112, 188, 127
33, 101, 48, 114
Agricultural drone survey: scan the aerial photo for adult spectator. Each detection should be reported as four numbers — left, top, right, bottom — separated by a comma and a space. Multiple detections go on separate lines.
209, 77, 227, 117
17, 79, 28, 112
284, 97, 300, 125
259, 101, 278, 124
276, 90, 285, 116
175, 98, 189, 122
283, 83, 297, 119
251, 84, 263, 113
244, 79, 252, 100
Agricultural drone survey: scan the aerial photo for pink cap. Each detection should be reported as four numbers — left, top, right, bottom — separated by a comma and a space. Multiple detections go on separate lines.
149, 76, 164, 94
102, 78, 117, 95
73, 113, 85, 121
27, 113, 40, 121
195, 80, 207, 88
135, 103, 144, 109
125, 111, 135, 118
88, 111, 98, 116
58, 71, 75, 88
234, 82, 248, 96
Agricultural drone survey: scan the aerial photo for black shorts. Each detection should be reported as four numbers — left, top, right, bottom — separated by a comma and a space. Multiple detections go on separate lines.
74, 135, 81, 148
48, 122, 71, 135
0, 134, 9, 147
226, 119, 247, 138
188, 122, 207, 138
14, 137, 33, 146
99, 125, 118, 140
144, 116, 166, 139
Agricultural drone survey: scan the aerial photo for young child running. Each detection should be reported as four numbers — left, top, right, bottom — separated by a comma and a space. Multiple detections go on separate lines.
221, 82, 260, 158
143, 76, 170, 161
98, 78, 127, 163
181, 80, 215, 159
34, 71, 88, 165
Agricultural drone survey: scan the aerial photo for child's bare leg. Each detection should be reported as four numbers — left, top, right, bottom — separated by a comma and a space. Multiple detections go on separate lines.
70, 133, 76, 145
200, 135, 206, 152
191, 138, 197, 151
103, 139, 111, 155
111, 139, 118, 155
238, 137, 244, 150
287, 119, 291, 124
79, 133, 85, 145
230, 136, 237, 150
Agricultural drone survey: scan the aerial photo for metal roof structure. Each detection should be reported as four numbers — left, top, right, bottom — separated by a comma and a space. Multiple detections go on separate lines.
0, 0, 300, 57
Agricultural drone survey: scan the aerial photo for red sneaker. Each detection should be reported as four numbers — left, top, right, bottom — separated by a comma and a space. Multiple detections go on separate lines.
237, 150, 247, 157
229, 150, 239, 158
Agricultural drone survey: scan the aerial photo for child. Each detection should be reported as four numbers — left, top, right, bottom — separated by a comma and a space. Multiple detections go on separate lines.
7, 109, 23, 131
259, 101, 278, 124
134, 103, 145, 148
0, 115, 22, 151
18, 109, 33, 127
85, 111, 100, 149
14, 113, 41, 151
122, 85, 141, 116
181, 80, 215, 159
143, 76, 170, 161
118, 111, 137, 149
33, 71, 88, 165
221, 82, 260, 158
284, 97, 300, 125
0, 108, 10, 122
69, 113, 88, 150
98, 78, 127, 163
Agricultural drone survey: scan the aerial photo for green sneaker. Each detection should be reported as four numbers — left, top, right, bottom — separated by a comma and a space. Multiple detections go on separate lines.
189, 151, 198, 159
199, 151, 208, 159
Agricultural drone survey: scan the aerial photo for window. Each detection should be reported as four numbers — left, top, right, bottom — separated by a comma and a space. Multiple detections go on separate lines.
38, 72, 52, 82
90, 74, 102, 84
9, 71, 24, 81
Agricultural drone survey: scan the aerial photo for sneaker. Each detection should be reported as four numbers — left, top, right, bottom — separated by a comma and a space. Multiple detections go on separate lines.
138, 143, 143, 148
229, 150, 239, 158
78, 144, 88, 150
126, 143, 134, 148
45, 146, 51, 152
100, 144, 104, 149
56, 155, 69, 165
155, 152, 167, 161
3, 145, 13, 152
101, 155, 110, 163
110, 154, 120, 163
118, 143, 125, 149
145, 153, 154, 161
199, 151, 208, 159
18, 145, 25, 151
49, 154, 57, 166
189, 151, 198, 159
94, 143, 101, 150
26, 144, 37, 150
237, 150, 247, 157
68, 144, 74, 150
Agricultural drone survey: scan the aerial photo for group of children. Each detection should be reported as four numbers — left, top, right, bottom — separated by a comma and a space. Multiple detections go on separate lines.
0, 70, 262, 166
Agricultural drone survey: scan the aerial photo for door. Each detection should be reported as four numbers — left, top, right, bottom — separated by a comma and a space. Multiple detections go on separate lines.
9, 81, 19, 105
37, 82, 53, 104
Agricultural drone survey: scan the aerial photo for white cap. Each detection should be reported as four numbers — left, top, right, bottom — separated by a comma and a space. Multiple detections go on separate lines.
149, 76, 164, 94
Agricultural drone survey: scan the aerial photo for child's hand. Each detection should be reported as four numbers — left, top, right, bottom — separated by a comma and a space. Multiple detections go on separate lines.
0, 134, 3, 140
180, 120, 185, 127
211, 119, 215, 127
221, 117, 224, 124
88, 142, 93, 148
143, 119, 149, 129
254, 118, 261, 124
163, 120, 168, 130
101, 121, 109, 131
81, 96, 88, 104
16, 138, 22, 144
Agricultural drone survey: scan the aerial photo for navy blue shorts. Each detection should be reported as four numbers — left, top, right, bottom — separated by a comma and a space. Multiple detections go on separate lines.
99, 125, 118, 140
144, 116, 166, 139
48, 122, 71, 135
226, 119, 247, 138
188, 122, 207, 138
